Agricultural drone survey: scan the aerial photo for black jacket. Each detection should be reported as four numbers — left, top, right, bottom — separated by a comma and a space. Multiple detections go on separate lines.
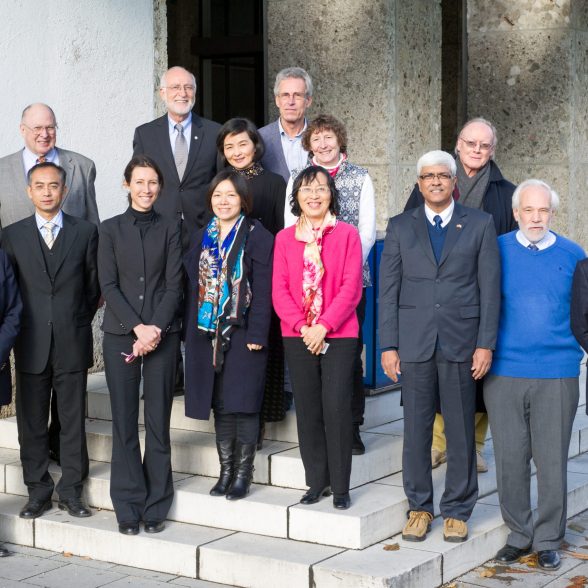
98, 208, 183, 336
1, 214, 99, 374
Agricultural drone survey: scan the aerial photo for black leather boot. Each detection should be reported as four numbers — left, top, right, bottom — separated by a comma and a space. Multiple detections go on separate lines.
226, 443, 256, 500
210, 439, 235, 496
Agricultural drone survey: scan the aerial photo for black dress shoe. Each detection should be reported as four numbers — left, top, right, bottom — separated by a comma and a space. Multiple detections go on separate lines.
352, 425, 365, 455
19, 499, 52, 519
58, 498, 92, 518
118, 522, 140, 535
300, 486, 331, 505
144, 520, 165, 534
333, 493, 351, 510
538, 549, 561, 570
494, 544, 532, 564
0, 545, 12, 557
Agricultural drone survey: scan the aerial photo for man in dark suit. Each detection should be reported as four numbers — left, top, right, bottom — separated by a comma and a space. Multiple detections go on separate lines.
133, 66, 221, 243
1, 162, 100, 520
259, 67, 313, 182
379, 150, 500, 543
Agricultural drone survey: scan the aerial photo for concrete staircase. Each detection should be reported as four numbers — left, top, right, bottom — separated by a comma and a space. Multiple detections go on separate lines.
0, 371, 586, 587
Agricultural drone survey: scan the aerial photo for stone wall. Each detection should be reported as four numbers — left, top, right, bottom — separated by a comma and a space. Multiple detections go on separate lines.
467, 0, 588, 246
266, 0, 442, 228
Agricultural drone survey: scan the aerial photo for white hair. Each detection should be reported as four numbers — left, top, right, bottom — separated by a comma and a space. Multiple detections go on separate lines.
416, 150, 456, 177
512, 179, 560, 211
160, 66, 197, 89
458, 117, 497, 147
273, 67, 313, 98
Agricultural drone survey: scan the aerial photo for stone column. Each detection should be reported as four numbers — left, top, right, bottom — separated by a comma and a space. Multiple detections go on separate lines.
467, 0, 588, 244
265, 0, 442, 227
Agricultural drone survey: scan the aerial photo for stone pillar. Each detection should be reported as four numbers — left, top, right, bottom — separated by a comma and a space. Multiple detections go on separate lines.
467, 0, 588, 245
265, 0, 442, 228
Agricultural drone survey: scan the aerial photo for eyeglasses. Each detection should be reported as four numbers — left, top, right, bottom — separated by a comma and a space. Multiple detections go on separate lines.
459, 136, 494, 152
298, 185, 330, 196
22, 124, 58, 135
277, 92, 307, 102
163, 84, 196, 93
211, 193, 240, 200
418, 172, 453, 182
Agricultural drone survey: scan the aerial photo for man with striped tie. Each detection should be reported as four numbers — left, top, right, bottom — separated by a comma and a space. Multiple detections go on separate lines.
0, 162, 100, 521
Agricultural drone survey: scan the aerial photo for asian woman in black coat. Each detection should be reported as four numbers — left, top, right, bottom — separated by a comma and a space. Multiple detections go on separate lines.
183, 170, 273, 500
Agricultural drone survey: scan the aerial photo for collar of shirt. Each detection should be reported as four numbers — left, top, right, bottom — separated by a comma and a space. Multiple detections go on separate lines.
516, 229, 556, 250
424, 199, 454, 228
22, 147, 59, 175
35, 209, 64, 232
168, 113, 192, 150
278, 117, 307, 140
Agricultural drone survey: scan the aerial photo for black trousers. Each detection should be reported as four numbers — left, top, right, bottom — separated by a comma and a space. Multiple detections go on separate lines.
16, 347, 89, 502
401, 349, 478, 520
103, 332, 178, 524
351, 289, 367, 425
284, 337, 356, 494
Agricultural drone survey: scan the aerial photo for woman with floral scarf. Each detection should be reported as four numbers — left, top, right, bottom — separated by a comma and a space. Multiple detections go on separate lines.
272, 166, 363, 510
183, 170, 273, 500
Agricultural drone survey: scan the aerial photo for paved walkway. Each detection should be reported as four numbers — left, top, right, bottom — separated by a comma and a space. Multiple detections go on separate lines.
447, 509, 588, 588
1, 510, 587, 587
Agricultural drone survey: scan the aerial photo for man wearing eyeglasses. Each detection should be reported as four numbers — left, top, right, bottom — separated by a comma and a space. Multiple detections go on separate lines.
133, 66, 220, 244
380, 150, 500, 543
259, 67, 313, 182
0, 103, 99, 229
404, 118, 516, 475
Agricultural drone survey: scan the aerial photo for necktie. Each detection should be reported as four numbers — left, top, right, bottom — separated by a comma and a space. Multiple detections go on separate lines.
527, 243, 539, 251
36, 156, 47, 164
174, 123, 188, 180
43, 222, 56, 249
433, 215, 443, 232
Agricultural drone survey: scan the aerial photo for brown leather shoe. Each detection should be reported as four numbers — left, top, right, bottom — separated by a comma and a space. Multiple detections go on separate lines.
431, 449, 447, 469
402, 511, 433, 542
443, 517, 468, 542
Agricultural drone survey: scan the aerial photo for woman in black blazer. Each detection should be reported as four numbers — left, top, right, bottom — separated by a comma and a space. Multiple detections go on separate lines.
183, 170, 273, 500
98, 155, 183, 536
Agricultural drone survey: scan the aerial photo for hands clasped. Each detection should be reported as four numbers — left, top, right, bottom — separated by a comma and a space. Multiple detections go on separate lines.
132, 324, 162, 357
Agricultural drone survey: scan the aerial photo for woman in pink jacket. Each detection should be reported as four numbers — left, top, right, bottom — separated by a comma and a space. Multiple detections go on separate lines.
272, 166, 362, 510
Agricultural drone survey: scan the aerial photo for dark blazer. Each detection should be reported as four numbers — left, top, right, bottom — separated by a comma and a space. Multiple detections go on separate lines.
379, 203, 501, 362
404, 160, 517, 237
183, 220, 273, 419
259, 120, 290, 182
246, 170, 286, 235
570, 258, 588, 415
0, 148, 100, 228
98, 208, 183, 336
0, 250, 22, 405
1, 213, 100, 374
133, 113, 221, 238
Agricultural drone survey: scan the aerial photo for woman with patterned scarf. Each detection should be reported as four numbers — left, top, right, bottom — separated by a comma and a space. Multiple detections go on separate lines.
183, 170, 273, 500
273, 166, 363, 510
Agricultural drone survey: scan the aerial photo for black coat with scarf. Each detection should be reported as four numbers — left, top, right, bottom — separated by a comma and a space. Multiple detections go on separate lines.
183, 219, 274, 420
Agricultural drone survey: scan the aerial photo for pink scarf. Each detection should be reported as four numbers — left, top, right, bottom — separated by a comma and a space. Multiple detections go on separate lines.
295, 212, 337, 325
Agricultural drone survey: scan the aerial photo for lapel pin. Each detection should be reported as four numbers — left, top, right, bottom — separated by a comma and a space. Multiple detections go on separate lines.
194, 136, 198, 140
456, 224, 463, 230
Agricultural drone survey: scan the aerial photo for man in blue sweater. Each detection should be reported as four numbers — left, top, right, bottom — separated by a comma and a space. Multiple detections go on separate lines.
485, 179, 585, 571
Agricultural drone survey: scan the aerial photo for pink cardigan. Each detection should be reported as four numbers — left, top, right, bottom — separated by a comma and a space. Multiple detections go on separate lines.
272, 221, 363, 338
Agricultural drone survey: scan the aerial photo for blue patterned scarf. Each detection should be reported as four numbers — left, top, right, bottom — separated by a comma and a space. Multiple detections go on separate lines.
197, 214, 251, 371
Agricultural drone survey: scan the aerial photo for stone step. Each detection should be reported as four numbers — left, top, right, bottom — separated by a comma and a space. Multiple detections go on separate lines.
2, 454, 581, 587
85, 371, 403, 443
0, 414, 407, 491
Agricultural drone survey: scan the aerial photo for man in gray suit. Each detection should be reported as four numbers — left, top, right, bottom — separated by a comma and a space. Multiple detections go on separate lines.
379, 150, 500, 543
0, 103, 99, 228
0, 103, 100, 465
259, 67, 313, 182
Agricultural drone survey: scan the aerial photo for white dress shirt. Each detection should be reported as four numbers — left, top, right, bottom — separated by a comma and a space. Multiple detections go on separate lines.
424, 199, 455, 227
516, 229, 556, 250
